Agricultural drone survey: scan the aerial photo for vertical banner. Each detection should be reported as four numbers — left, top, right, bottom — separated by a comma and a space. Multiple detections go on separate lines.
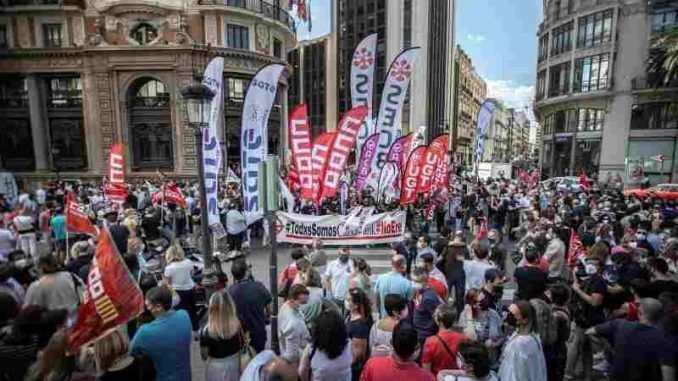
352, 34, 378, 157
355, 133, 379, 191
400, 145, 428, 205
475, 100, 497, 174
387, 133, 413, 173
241, 64, 285, 223
417, 135, 449, 194
320, 106, 368, 200
430, 153, 450, 202
311, 132, 337, 203
202, 57, 225, 233
410, 125, 427, 156
289, 104, 314, 200
107, 143, 126, 205
377, 161, 399, 204
372, 47, 421, 172
67, 227, 144, 353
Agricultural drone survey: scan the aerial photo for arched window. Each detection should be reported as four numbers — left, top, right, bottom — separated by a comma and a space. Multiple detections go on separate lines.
131, 23, 158, 45
127, 78, 173, 171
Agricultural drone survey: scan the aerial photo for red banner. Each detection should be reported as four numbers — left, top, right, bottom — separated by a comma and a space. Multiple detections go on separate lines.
67, 227, 144, 353
289, 104, 314, 200
568, 228, 586, 266
106, 183, 127, 205
387, 133, 413, 174
400, 145, 427, 205
66, 200, 98, 236
312, 132, 337, 203
417, 135, 448, 194
107, 143, 126, 204
152, 183, 186, 207
429, 153, 450, 202
321, 106, 368, 200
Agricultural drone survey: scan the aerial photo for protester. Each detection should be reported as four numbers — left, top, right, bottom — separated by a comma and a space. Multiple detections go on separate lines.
463, 240, 495, 291
14, 207, 37, 258
24, 254, 83, 311
439, 236, 467, 312
421, 302, 468, 376
410, 265, 442, 352
299, 310, 352, 381
131, 286, 192, 381
49, 207, 67, 265
345, 287, 373, 381
513, 242, 548, 301
481, 268, 504, 312
227, 259, 271, 353
359, 321, 435, 381
349, 257, 372, 296
163, 244, 198, 332
278, 284, 311, 369
436, 341, 498, 381
279, 249, 306, 298
25, 328, 94, 381
417, 235, 438, 262
239, 350, 299, 381
199, 291, 244, 381
369, 294, 407, 358
498, 301, 547, 381
374, 254, 413, 317
308, 238, 328, 274
324, 247, 355, 311
299, 267, 325, 328
93, 328, 156, 381
458, 288, 503, 365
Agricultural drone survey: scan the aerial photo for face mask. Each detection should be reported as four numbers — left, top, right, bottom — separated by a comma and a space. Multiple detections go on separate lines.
636, 234, 646, 241
629, 242, 638, 248
585, 263, 598, 275
504, 313, 517, 327
339, 255, 349, 264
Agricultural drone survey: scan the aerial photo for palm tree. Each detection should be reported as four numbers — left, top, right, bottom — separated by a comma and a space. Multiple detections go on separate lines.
647, 26, 678, 87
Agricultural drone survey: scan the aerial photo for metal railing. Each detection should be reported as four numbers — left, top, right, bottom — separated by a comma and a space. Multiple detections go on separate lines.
199, 0, 295, 31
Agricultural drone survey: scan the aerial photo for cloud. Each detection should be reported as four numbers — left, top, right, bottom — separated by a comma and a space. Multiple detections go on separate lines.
486, 80, 537, 126
466, 34, 486, 43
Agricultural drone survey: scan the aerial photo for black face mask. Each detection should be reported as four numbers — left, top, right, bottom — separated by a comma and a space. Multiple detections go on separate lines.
339, 255, 349, 264
504, 313, 517, 327
493, 285, 504, 299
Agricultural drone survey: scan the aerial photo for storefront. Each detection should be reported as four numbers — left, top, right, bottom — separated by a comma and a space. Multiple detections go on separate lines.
626, 138, 677, 184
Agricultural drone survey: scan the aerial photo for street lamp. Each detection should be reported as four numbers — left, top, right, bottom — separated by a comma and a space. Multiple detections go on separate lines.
181, 83, 217, 297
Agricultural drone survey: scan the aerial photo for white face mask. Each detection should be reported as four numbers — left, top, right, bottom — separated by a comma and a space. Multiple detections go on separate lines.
629, 242, 638, 249
585, 263, 598, 275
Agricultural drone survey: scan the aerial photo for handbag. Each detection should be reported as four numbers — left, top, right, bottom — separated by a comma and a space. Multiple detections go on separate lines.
238, 328, 256, 373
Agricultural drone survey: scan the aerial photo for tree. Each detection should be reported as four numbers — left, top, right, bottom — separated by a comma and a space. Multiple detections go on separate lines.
647, 26, 678, 87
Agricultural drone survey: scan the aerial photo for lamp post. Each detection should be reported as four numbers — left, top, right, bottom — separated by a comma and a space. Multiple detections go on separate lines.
181, 83, 217, 297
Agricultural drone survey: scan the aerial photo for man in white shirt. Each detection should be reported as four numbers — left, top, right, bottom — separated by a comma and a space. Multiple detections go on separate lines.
226, 202, 247, 251
324, 247, 354, 308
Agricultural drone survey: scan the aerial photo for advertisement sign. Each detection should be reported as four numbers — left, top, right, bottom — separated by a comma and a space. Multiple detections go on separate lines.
372, 47, 421, 171
352, 34, 378, 156
241, 64, 285, 223
321, 106, 368, 200
289, 104, 314, 200
277, 208, 406, 246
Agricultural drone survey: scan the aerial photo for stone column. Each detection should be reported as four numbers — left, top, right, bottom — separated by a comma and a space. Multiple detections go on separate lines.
26, 75, 50, 171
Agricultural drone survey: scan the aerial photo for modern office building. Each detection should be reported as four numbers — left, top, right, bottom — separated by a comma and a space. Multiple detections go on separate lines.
535, 0, 677, 183
481, 102, 511, 163
510, 109, 531, 159
452, 45, 487, 170
0, 0, 295, 182
332, 0, 457, 143
287, 33, 338, 138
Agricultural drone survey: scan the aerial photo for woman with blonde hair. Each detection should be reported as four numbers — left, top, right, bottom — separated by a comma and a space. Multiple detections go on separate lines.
163, 243, 198, 331
93, 329, 155, 381
199, 291, 244, 381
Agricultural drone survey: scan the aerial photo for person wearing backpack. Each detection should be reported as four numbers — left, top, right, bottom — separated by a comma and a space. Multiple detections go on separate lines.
529, 294, 557, 381
547, 283, 571, 381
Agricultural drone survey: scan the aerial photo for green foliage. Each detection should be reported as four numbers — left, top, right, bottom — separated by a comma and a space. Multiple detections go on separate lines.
647, 26, 678, 87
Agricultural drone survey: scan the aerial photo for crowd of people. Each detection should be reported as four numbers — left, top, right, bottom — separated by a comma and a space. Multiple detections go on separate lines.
0, 173, 676, 381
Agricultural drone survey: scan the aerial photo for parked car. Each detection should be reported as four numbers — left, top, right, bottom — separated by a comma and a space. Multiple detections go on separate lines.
624, 183, 678, 201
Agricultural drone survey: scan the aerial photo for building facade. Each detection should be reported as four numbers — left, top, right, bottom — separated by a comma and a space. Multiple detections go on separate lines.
452, 45, 487, 170
332, 0, 456, 143
287, 33, 337, 138
0, 0, 295, 182
535, 0, 678, 183
481, 104, 511, 163
510, 109, 531, 159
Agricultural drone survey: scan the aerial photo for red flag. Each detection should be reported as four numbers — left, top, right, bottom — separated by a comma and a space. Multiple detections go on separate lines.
312, 132, 337, 203
106, 183, 127, 205
568, 228, 586, 266
289, 104, 314, 200
429, 153, 450, 202
287, 165, 300, 192
321, 106, 368, 200
152, 183, 186, 207
66, 200, 98, 236
519, 169, 529, 182
109, 143, 124, 185
417, 135, 448, 194
400, 145, 427, 205
579, 169, 591, 190
67, 227, 144, 353
530, 170, 539, 186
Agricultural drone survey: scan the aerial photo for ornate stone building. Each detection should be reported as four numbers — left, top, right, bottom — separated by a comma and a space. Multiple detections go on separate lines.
0, 0, 295, 182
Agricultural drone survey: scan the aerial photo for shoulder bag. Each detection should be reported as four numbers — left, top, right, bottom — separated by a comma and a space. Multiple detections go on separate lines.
238, 328, 256, 373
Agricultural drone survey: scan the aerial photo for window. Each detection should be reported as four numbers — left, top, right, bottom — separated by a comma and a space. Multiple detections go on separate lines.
42, 23, 62, 47
48, 77, 82, 107
631, 102, 678, 130
227, 24, 249, 49
577, 108, 605, 131
651, 3, 678, 33
131, 23, 158, 45
227, 0, 246, 6
536, 70, 547, 100
543, 108, 604, 134
551, 22, 573, 56
548, 62, 570, 97
0, 77, 27, 108
128, 78, 173, 170
403, 0, 412, 48
553, 0, 561, 20
577, 9, 613, 48
538, 33, 549, 62
226, 78, 249, 101
273, 38, 283, 59
0, 25, 7, 49
574, 53, 609, 92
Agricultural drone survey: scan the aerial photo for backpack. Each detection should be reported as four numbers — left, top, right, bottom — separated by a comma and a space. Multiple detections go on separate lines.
530, 297, 557, 346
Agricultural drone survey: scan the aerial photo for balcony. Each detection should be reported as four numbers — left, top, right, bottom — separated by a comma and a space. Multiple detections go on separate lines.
198, 0, 295, 32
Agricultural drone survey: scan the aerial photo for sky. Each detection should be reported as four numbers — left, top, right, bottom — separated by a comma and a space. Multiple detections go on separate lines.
294, 0, 542, 123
